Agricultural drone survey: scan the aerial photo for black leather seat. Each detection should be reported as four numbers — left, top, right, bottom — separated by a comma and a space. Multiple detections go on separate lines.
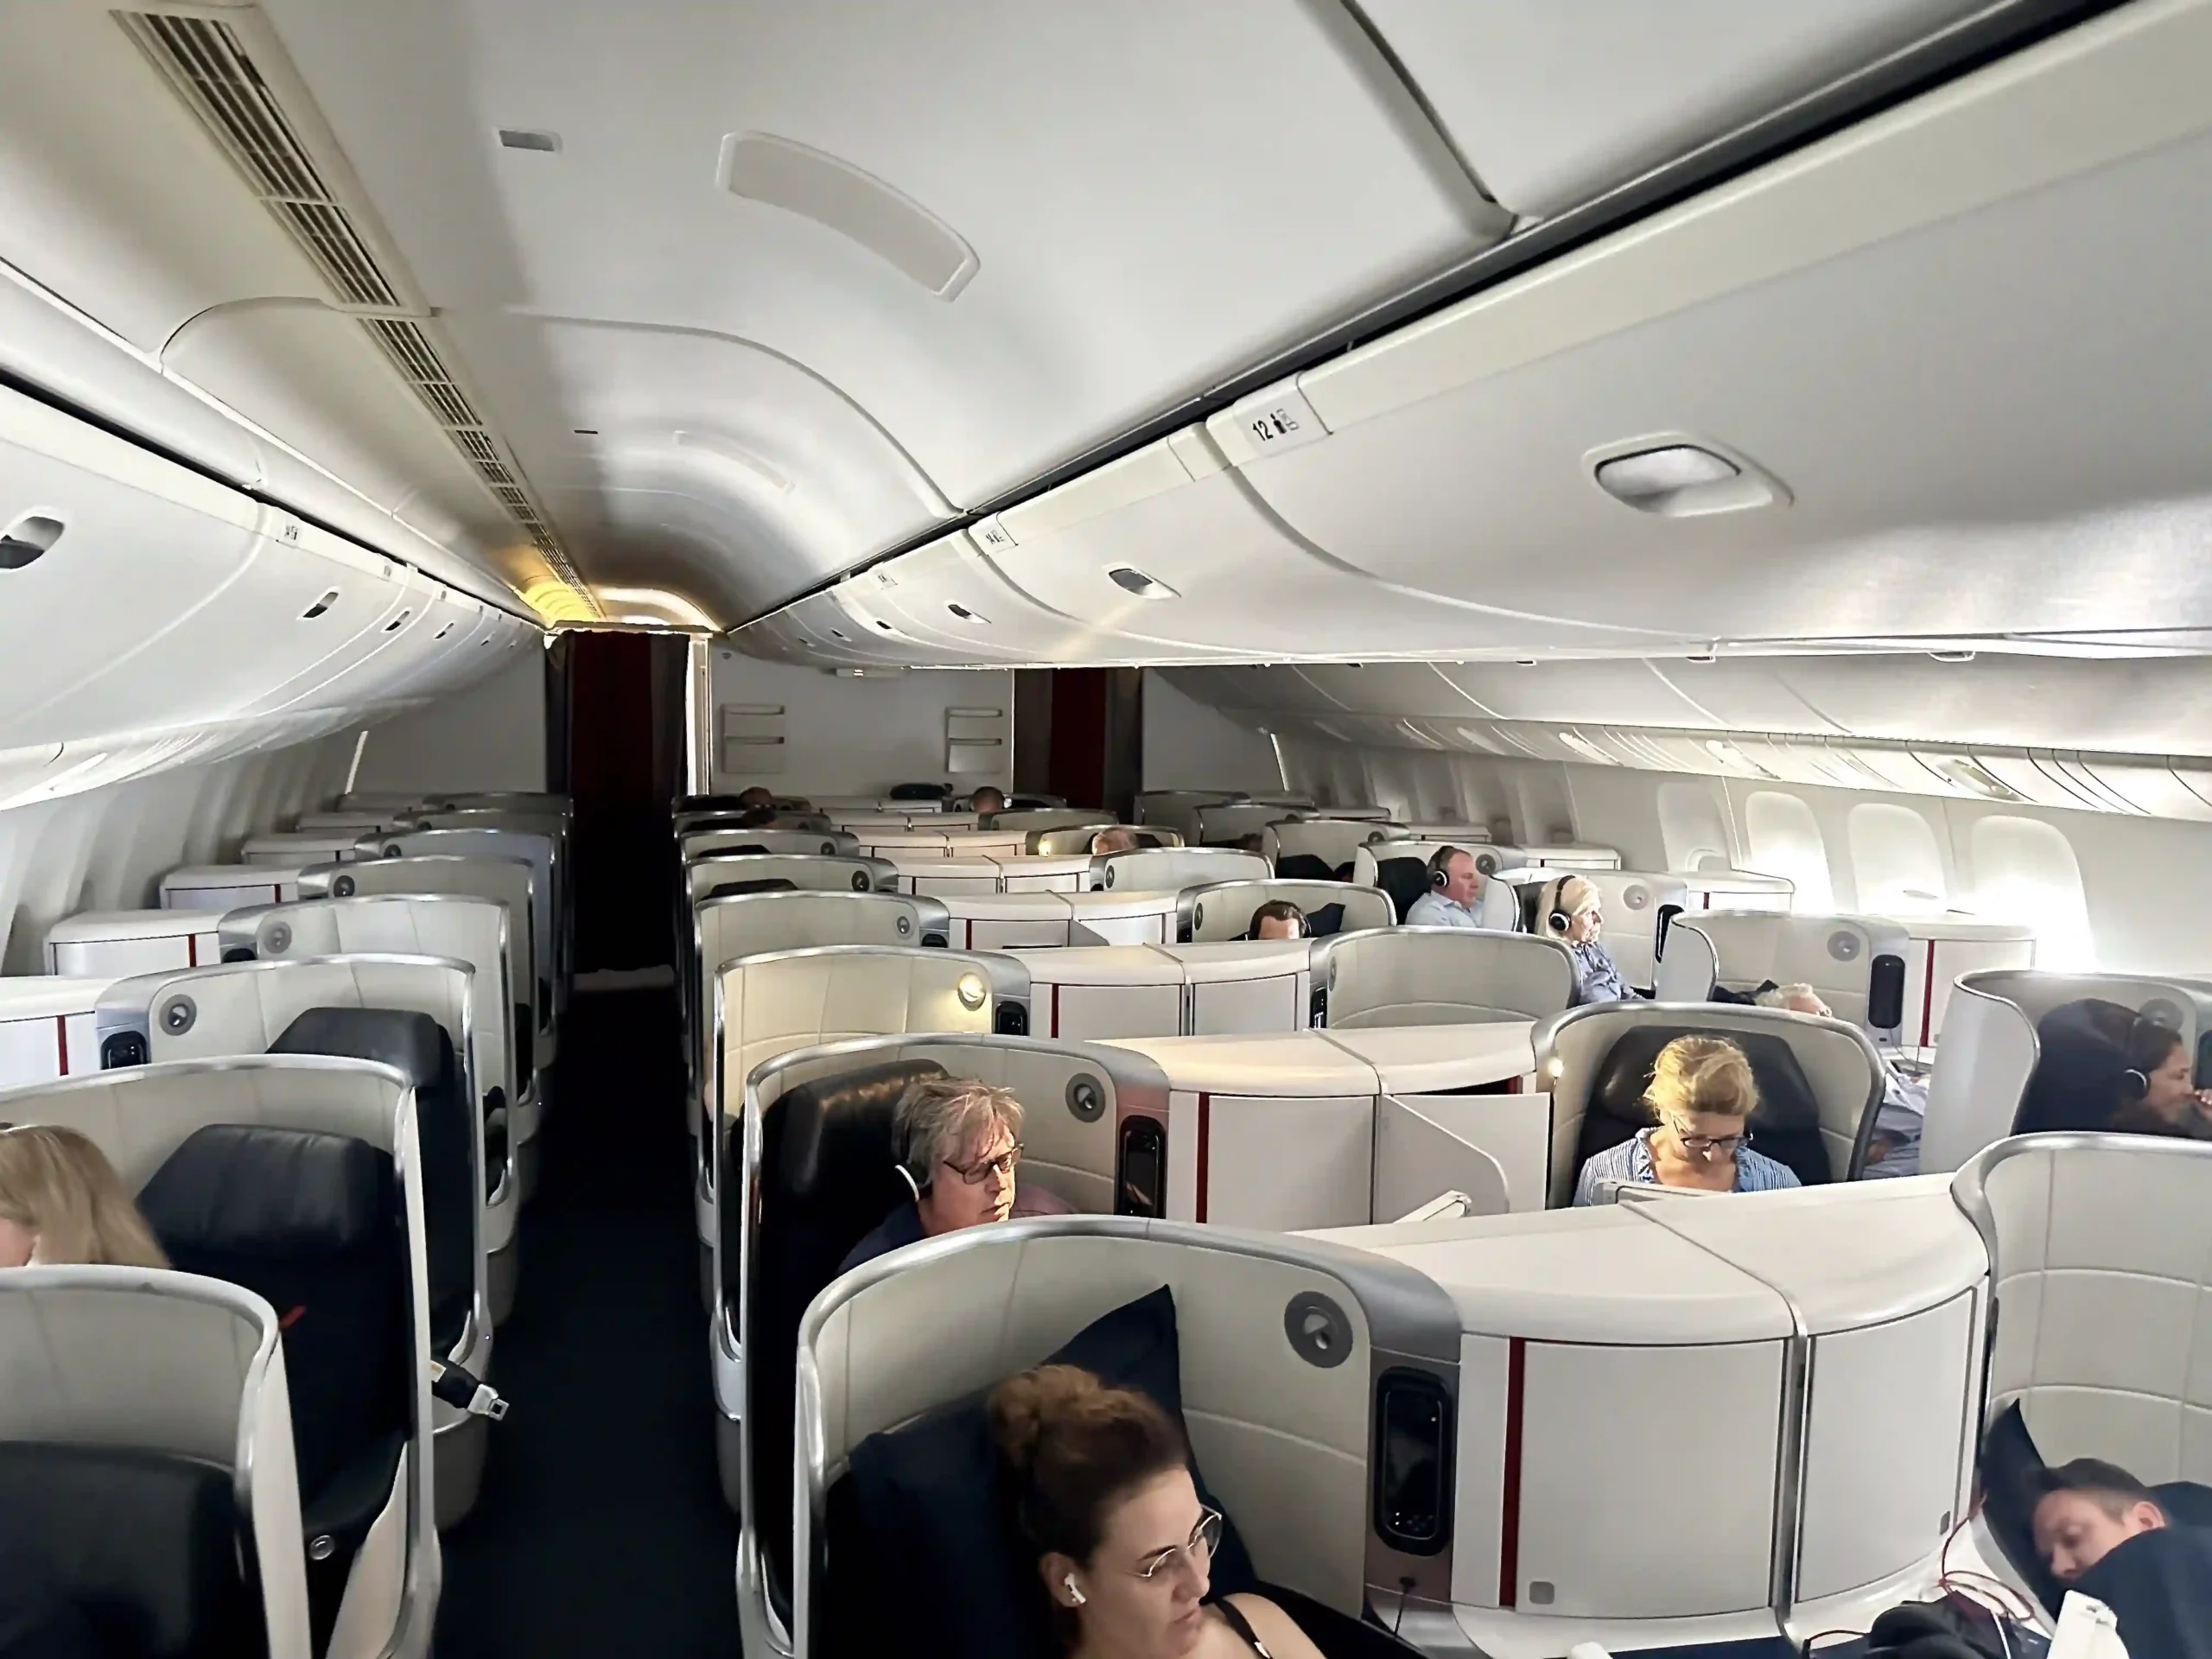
889, 783, 952, 801
270, 1008, 474, 1357
731, 1057, 945, 1624
0, 1443, 255, 1659
137, 1125, 411, 1656
2017, 997, 2140, 1135
1372, 856, 1429, 924
1577, 1024, 1834, 1187
1274, 853, 1337, 882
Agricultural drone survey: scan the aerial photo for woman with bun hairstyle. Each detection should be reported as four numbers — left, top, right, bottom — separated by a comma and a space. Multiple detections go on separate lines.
990, 1364, 1324, 1659
0, 1124, 168, 1269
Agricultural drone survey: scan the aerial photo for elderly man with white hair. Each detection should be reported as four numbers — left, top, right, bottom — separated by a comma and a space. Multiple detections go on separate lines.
1754, 982, 1928, 1177
838, 1076, 1073, 1274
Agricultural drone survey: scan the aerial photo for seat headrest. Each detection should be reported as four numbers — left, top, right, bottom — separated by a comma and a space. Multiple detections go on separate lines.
709, 876, 798, 899
138, 1125, 394, 1260
2017, 996, 2139, 1135
771, 1058, 947, 1201
889, 782, 952, 800
1374, 856, 1429, 924
1587, 1025, 1823, 1135
271, 1007, 448, 1090
1306, 902, 1348, 938
1274, 853, 1335, 882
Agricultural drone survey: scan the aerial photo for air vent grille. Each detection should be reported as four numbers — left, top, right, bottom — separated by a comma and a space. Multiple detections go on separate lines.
114, 7, 599, 618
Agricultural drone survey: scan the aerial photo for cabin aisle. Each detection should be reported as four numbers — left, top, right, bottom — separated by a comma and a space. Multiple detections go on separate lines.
434, 986, 739, 1656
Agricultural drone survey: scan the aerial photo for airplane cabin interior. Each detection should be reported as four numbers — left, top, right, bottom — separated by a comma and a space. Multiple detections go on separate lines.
4, 3, 2212, 1657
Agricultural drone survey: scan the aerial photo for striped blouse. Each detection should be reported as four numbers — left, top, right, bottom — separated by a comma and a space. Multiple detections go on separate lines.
1572, 1128, 1802, 1205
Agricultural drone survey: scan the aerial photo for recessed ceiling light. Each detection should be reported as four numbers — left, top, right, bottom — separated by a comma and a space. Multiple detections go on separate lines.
499, 129, 561, 153
1108, 566, 1179, 601
1929, 650, 1977, 663
946, 602, 989, 625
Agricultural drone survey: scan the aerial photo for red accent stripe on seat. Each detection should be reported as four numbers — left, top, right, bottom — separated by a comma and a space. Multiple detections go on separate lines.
1499, 1337, 1527, 1606
1194, 1092, 1211, 1223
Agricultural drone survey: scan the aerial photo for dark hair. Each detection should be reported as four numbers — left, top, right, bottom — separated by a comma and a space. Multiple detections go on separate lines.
1249, 899, 1306, 938
2126, 1019, 2185, 1077
735, 786, 775, 809
2031, 1458, 2160, 1519
990, 1364, 1188, 1567
735, 805, 778, 828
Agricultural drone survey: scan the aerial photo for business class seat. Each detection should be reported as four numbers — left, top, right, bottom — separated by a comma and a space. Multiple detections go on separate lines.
1538, 1003, 1885, 1205
1472, 842, 1622, 875
977, 808, 1113, 835
297, 810, 418, 835
1952, 1133, 2212, 1611
724, 1034, 1167, 1624
1312, 929, 1576, 1027
0, 1058, 442, 1659
1015, 940, 1317, 1041
365, 827, 565, 1017
159, 863, 309, 911
222, 890, 522, 1225
1504, 868, 1794, 990
683, 825, 861, 860
1132, 789, 1244, 840
1352, 842, 1524, 928
1653, 911, 1913, 1042
1089, 845, 1269, 893
1262, 817, 1403, 879
787, 1218, 1440, 1659
44, 909, 231, 976
1178, 879, 1395, 943
1921, 970, 2212, 1173
1193, 801, 1312, 847
241, 831, 370, 869
683, 852, 896, 903
0, 1267, 314, 1659
0, 976, 111, 1085
93, 958, 499, 1522
693, 944, 1027, 1285
299, 853, 549, 1172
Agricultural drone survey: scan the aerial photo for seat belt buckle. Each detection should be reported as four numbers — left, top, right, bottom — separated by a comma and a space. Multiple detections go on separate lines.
430, 1359, 510, 1421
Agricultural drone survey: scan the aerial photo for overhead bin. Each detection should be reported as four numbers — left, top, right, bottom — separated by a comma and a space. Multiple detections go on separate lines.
1204, 1, 2212, 651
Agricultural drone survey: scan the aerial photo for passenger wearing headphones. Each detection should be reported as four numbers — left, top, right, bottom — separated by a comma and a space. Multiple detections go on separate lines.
2109, 1020, 2212, 1140
1403, 847, 1498, 931
1572, 1035, 1800, 1203
1247, 900, 1306, 942
992, 1363, 1325, 1659
734, 785, 776, 810
969, 785, 1007, 815
1542, 874, 1635, 1006
1754, 983, 1928, 1177
1091, 826, 1141, 855
839, 1078, 1071, 1274
0, 1124, 168, 1270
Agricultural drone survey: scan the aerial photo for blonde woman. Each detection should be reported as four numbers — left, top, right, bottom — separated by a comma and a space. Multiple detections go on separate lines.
1571, 1036, 1800, 1203
1539, 875, 1635, 1005
0, 1124, 169, 1268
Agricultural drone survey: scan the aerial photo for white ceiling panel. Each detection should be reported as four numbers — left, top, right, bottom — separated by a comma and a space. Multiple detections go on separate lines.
260, 0, 1506, 602
1359, 0, 1993, 219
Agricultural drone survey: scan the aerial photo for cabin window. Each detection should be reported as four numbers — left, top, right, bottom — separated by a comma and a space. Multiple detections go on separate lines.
1847, 804, 1948, 915
1658, 781, 1730, 873
1969, 815, 2092, 969
1743, 791, 1834, 912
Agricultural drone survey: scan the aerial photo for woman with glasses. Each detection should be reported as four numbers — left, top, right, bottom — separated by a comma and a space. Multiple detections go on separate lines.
991, 1363, 1324, 1658
1570, 1034, 1800, 1204
838, 1077, 1072, 1274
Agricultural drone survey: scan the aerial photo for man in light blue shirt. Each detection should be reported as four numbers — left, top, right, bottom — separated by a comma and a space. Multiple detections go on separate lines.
1404, 846, 1499, 930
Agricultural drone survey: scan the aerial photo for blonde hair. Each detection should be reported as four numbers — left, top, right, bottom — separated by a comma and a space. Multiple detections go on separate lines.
1550, 875, 1600, 918
1644, 1036, 1759, 1123
1090, 827, 1139, 855
0, 1125, 169, 1268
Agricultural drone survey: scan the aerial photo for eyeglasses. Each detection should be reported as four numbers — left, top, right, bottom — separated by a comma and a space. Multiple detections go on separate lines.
943, 1141, 1022, 1185
1131, 1507, 1223, 1581
1668, 1120, 1751, 1157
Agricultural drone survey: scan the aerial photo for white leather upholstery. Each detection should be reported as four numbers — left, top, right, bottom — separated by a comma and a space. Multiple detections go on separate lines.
241, 832, 364, 867
1262, 819, 1403, 872
1180, 879, 1395, 943
1319, 931, 1577, 1027
985, 810, 1113, 834
1476, 844, 1622, 874
1093, 847, 1270, 892
1960, 1135, 2212, 1484
0, 976, 111, 1085
1194, 803, 1308, 846
1015, 941, 1316, 1041
943, 889, 1188, 950
1135, 791, 1243, 843
1538, 1002, 1885, 1205
0, 1058, 436, 1659
366, 828, 563, 1012
43, 910, 229, 978
683, 827, 860, 860
1654, 912, 1914, 1035
0, 1268, 314, 1659
1896, 919, 2038, 1051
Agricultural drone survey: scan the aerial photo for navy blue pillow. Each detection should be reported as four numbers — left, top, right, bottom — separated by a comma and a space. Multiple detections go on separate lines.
841, 1286, 1257, 1659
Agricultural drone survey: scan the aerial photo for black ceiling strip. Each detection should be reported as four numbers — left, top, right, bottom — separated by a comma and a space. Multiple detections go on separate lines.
738, 0, 2123, 631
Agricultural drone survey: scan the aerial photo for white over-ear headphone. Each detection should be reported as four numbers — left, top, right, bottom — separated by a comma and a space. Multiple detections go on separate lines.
1064, 1574, 1086, 1606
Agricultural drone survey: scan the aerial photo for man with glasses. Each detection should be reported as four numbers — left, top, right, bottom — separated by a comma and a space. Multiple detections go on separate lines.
840, 1077, 1072, 1274
1571, 1033, 1801, 1203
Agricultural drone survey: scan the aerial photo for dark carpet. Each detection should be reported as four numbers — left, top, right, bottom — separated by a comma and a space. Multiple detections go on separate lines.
434, 987, 739, 1656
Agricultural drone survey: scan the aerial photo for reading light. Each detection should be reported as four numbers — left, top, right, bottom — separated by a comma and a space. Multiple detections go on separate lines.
956, 972, 988, 1011
1107, 566, 1179, 601
592, 586, 720, 629
1941, 758, 2025, 802
498, 129, 561, 152
946, 602, 989, 625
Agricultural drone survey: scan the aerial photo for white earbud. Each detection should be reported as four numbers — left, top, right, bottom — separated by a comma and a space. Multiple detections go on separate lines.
1064, 1574, 1086, 1607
